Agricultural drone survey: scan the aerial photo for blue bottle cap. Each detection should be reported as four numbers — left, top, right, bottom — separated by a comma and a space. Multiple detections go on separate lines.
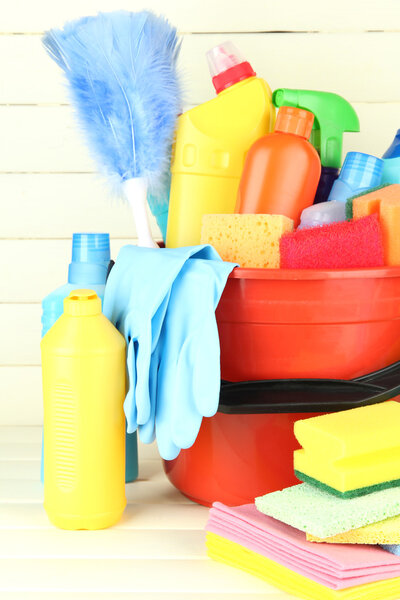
339, 152, 383, 189
71, 232, 110, 263
69, 233, 110, 284
382, 129, 400, 160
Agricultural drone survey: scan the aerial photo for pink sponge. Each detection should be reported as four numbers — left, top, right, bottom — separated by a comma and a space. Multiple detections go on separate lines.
280, 214, 384, 269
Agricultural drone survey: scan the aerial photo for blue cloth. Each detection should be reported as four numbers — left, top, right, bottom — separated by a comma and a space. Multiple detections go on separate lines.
103, 245, 237, 460
381, 545, 400, 556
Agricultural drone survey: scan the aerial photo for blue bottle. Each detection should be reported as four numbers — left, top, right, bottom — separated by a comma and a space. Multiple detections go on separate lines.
42, 233, 110, 335
327, 152, 384, 204
41, 233, 138, 483
382, 130, 400, 185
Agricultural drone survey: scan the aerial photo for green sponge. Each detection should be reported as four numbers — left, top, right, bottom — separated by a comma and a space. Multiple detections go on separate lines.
294, 470, 400, 499
255, 483, 400, 539
346, 185, 389, 221
345, 197, 354, 220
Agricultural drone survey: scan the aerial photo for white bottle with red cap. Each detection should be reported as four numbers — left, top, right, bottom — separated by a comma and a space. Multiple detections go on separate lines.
166, 41, 275, 248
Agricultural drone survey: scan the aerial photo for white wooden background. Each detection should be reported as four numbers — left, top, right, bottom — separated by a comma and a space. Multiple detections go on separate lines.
1, 0, 400, 427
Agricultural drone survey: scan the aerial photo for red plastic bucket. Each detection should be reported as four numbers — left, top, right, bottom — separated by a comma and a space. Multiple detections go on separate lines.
217, 267, 400, 381
163, 267, 400, 506
163, 410, 322, 507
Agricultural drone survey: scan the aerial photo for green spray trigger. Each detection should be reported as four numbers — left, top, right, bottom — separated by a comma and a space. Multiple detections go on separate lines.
272, 89, 360, 169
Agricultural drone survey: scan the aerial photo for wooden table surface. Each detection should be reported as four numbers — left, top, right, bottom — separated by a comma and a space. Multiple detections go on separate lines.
0, 426, 293, 599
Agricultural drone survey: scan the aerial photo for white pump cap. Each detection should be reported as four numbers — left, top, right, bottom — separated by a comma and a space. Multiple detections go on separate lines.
206, 41, 246, 78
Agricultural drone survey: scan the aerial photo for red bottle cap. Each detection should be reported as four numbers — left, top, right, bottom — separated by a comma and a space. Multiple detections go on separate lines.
275, 106, 314, 139
207, 42, 256, 94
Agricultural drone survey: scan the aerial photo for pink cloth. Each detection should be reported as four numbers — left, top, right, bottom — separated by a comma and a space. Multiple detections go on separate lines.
206, 502, 400, 590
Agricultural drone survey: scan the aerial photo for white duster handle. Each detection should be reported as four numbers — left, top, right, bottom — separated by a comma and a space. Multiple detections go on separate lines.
123, 178, 157, 248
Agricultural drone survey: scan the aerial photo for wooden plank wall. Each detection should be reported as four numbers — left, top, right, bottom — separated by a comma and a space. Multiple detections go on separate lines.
1, 0, 400, 425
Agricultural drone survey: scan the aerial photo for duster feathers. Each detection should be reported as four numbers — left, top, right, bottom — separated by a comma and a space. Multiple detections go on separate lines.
43, 11, 181, 215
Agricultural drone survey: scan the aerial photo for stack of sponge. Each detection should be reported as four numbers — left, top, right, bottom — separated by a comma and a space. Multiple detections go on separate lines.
206, 401, 400, 599
258, 401, 400, 545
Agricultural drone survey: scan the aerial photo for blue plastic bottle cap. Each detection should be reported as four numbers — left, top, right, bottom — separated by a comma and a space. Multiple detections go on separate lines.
327, 152, 384, 203
71, 233, 110, 263
340, 152, 383, 187
69, 233, 110, 284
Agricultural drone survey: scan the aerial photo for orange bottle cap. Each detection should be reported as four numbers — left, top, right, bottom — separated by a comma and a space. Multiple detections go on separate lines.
274, 106, 314, 139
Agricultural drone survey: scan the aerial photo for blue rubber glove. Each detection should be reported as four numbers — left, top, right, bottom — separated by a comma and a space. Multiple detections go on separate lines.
103, 246, 175, 432
142, 255, 237, 459
103, 244, 234, 441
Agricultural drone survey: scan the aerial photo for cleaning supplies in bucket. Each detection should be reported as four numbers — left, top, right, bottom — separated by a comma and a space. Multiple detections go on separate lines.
272, 89, 360, 203
43, 11, 182, 246
103, 245, 237, 460
41, 290, 126, 529
236, 106, 321, 226
166, 41, 275, 248
297, 151, 385, 229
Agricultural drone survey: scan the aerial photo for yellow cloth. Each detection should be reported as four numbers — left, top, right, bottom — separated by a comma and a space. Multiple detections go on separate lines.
307, 514, 400, 544
206, 532, 400, 600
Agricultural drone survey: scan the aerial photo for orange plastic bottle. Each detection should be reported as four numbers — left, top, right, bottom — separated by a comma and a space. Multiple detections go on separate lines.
236, 106, 321, 226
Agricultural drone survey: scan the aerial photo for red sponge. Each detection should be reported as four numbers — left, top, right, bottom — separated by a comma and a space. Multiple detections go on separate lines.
280, 214, 384, 269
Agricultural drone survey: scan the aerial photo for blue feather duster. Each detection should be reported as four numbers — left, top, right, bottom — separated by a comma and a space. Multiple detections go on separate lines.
43, 11, 181, 245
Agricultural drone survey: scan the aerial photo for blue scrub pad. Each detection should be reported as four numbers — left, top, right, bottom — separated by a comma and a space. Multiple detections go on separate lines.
382, 545, 400, 556
103, 244, 236, 459
255, 483, 400, 539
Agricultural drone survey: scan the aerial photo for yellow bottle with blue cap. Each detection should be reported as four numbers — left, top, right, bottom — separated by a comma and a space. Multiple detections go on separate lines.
166, 41, 275, 248
41, 289, 126, 530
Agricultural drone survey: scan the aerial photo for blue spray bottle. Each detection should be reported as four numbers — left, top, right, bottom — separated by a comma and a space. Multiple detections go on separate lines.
382, 130, 400, 185
41, 233, 138, 483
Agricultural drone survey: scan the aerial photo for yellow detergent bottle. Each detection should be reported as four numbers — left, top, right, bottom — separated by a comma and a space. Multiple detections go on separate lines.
41, 290, 126, 530
166, 41, 275, 247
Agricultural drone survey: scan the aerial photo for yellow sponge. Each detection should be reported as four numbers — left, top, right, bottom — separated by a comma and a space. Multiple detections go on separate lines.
307, 514, 400, 544
200, 214, 294, 268
294, 401, 400, 497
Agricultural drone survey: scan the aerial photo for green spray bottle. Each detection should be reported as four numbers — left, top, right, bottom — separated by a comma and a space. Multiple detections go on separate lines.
272, 89, 360, 203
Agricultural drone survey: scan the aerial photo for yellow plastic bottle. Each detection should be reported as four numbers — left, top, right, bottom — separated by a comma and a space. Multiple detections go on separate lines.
41, 290, 126, 530
166, 42, 275, 248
